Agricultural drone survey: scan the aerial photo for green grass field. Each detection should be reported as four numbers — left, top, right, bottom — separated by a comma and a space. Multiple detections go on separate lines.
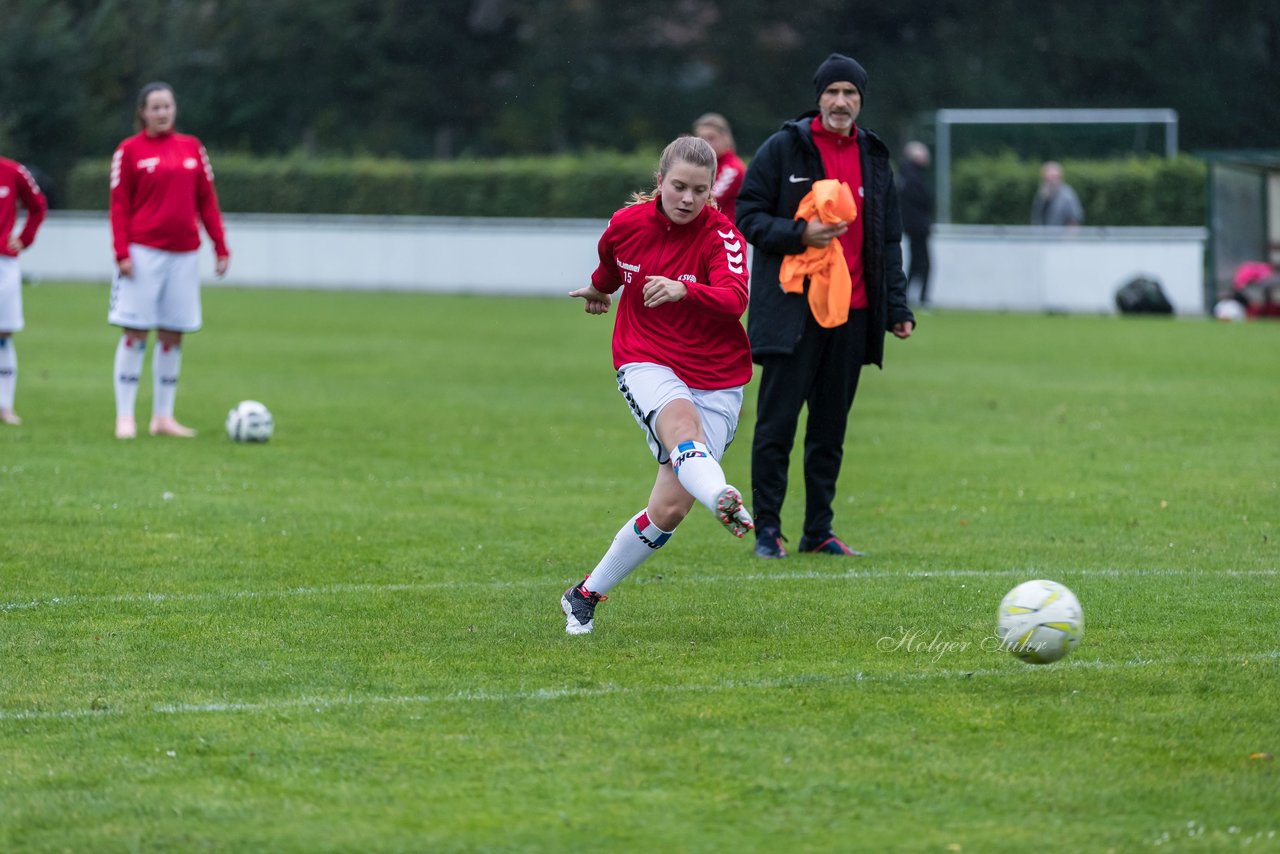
2, 283, 1278, 852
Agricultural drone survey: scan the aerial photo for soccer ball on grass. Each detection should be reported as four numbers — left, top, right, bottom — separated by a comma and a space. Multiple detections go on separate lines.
996, 579, 1083, 665
226, 400, 274, 443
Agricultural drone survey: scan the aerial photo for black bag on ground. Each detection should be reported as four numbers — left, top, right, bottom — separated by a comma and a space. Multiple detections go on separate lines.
1115, 275, 1173, 315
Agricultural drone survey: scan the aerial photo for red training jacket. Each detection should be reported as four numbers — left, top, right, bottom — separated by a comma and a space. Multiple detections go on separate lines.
109, 130, 229, 262
591, 200, 752, 390
711, 150, 747, 223
0, 158, 47, 258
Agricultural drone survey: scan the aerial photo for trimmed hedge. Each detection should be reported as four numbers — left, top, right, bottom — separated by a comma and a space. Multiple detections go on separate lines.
66, 150, 663, 219
952, 153, 1206, 226
67, 150, 1207, 225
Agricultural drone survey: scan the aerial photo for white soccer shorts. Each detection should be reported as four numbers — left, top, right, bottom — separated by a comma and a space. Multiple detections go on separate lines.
108, 244, 202, 331
0, 256, 23, 332
616, 362, 742, 464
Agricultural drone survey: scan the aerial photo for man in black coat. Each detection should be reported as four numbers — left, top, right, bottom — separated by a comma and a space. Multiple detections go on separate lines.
737, 52, 915, 559
897, 141, 934, 306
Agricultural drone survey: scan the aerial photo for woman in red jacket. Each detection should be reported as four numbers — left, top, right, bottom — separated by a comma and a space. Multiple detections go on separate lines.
561, 136, 754, 635
693, 112, 747, 223
108, 82, 230, 439
0, 156, 47, 426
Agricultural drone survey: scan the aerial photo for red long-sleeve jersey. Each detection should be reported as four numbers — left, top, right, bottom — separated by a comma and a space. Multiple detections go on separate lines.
591, 200, 752, 390
711, 149, 747, 223
0, 157, 47, 257
109, 131, 229, 262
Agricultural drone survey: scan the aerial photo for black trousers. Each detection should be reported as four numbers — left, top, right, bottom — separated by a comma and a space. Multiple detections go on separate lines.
751, 309, 868, 540
906, 232, 931, 304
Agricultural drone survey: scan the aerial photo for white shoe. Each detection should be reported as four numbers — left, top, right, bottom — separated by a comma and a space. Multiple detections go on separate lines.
0, 409, 21, 426
115, 416, 137, 439
715, 485, 754, 538
149, 416, 196, 438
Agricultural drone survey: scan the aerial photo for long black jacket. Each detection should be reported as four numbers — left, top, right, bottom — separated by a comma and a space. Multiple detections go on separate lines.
737, 113, 914, 368
896, 159, 933, 238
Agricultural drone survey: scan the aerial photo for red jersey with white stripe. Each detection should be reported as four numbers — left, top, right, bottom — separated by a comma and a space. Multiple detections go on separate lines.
0, 157, 47, 258
711, 149, 746, 223
109, 131, 229, 261
591, 200, 752, 390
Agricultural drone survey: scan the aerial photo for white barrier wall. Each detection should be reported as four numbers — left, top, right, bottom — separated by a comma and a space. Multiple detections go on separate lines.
926, 224, 1208, 315
23, 212, 607, 294
23, 213, 1207, 314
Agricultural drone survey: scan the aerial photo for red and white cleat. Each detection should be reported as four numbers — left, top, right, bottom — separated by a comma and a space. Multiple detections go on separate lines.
715, 485, 754, 539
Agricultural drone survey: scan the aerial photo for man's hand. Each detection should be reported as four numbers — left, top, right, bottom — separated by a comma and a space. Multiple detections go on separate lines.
802, 218, 848, 248
892, 320, 914, 339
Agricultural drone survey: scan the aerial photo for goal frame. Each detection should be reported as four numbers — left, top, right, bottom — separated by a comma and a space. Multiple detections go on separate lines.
933, 108, 1180, 224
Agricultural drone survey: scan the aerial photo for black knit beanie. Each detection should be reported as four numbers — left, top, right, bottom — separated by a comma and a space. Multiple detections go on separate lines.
813, 53, 868, 100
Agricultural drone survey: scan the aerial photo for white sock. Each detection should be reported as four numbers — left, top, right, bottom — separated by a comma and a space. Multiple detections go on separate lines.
152, 341, 182, 419
0, 338, 15, 411
583, 509, 673, 595
671, 441, 730, 511
113, 336, 145, 419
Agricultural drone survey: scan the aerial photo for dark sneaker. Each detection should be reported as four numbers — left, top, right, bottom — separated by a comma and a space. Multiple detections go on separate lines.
754, 527, 788, 559
798, 533, 865, 557
561, 577, 607, 635
715, 485, 754, 538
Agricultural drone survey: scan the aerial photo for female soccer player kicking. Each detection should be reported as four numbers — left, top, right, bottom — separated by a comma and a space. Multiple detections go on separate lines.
561, 136, 754, 635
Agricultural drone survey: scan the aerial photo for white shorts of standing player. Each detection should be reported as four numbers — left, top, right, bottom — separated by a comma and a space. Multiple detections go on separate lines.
108, 244, 202, 332
0, 256, 25, 425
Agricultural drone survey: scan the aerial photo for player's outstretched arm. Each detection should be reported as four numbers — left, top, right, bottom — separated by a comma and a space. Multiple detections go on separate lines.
569, 285, 612, 315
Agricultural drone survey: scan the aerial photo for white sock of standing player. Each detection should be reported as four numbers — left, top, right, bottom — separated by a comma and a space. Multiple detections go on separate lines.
671, 440, 732, 511
0, 338, 16, 412
152, 341, 182, 419
113, 336, 145, 418
583, 510, 674, 595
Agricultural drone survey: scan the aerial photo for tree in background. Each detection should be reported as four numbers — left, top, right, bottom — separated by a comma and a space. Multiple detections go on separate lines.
1, 0, 1278, 197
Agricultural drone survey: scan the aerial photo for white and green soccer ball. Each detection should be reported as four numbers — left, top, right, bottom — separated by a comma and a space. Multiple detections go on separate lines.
996, 579, 1083, 665
226, 399, 274, 443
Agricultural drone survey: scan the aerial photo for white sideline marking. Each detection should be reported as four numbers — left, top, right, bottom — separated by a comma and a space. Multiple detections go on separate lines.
2, 567, 1276, 613
2, 650, 1276, 723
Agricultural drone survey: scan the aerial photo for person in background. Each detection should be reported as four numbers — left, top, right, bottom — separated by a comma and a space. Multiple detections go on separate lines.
737, 52, 915, 560
0, 156, 48, 426
693, 112, 747, 222
897, 141, 934, 306
561, 136, 754, 635
1030, 160, 1084, 228
109, 81, 230, 439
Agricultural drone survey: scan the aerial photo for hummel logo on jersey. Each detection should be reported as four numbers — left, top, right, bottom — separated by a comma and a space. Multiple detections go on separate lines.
137, 157, 161, 173
0, 187, 8, 198
616, 259, 641, 273
788, 174, 810, 183
183, 158, 198, 169
718, 230, 745, 274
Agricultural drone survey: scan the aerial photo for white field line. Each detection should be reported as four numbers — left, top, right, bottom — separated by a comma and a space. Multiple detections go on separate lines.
2, 567, 1276, 614
3, 650, 1277, 723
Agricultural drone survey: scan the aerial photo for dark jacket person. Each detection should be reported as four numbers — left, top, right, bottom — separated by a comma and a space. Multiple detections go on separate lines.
737, 52, 914, 559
